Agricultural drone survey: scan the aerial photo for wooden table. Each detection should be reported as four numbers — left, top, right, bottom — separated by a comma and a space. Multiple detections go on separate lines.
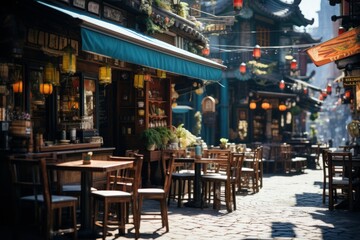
49, 159, 134, 236
176, 157, 228, 209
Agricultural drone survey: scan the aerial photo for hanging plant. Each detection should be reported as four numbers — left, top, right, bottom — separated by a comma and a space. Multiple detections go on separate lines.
309, 112, 318, 121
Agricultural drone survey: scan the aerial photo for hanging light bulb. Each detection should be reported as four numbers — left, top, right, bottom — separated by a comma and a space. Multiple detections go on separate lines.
239, 62, 246, 75
61, 44, 76, 74
99, 65, 112, 85
253, 45, 261, 60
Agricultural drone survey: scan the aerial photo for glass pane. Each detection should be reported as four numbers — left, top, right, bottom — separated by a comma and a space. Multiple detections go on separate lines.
83, 78, 95, 129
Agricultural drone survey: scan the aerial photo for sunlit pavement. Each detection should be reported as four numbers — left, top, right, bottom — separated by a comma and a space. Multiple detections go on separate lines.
103, 167, 360, 240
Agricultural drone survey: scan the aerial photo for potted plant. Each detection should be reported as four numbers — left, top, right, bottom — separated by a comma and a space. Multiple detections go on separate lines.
155, 127, 173, 149
219, 138, 229, 149
141, 128, 162, 151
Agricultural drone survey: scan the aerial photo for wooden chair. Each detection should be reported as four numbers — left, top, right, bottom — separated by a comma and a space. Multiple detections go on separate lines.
8, 156, 78, 240
164, 149, 195, 207
137, 152, 176, 233
327, 151, 359, 211
241, 147, 261, 193
200, 152, 244, 212
92, 154, 143, 239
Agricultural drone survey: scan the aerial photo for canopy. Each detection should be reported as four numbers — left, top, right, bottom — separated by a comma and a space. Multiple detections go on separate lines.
38, 1, 226, 81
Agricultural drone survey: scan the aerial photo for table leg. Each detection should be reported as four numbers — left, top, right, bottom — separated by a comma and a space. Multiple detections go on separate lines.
80, 172, 93, 234
184, 162, 202, 208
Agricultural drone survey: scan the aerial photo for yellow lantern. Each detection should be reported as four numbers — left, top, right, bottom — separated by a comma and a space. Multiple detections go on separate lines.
99, 65, 112, 85
39, 83, 53, 95
53, 69, 60, 86
62, 44, 76, 74
249, 100, 256, 110
278, 102, 287, 111
157, 69, 166, 79
12, 81, 23, 93
45, 63, 55, 82
261, 99, 270, 110
134, 74, 144, 89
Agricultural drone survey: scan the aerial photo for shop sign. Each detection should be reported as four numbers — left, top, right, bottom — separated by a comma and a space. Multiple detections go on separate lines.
306, 26, 360, 66
343, 76, 360, 86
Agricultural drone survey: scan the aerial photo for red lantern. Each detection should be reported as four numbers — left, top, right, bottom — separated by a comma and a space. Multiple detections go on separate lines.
279, 80, 285, 90
303, 87, 308, 95
249, 100, 256, 110
345, 90, 351, 99
253, 45, 261, 60
239, 62, 246, 74
326, 83, 332, 95
290, 59, 297, 71
338, 26, 345, 35
202, 47, 210, 56
233, 0, 243, 11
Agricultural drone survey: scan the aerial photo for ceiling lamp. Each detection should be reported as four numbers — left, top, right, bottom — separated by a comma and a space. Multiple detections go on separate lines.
39, 82, 53, 95
157, 69, 166, 79
134, 73, 144, 89
99, 65, 112, 85
290, 59, 297, 71
233, 0, 243, 11
279, 80, 285, 90
249, 100, 257, 110
261, 99, 270, 110
278, 102, 287, 111
12, 81, 23, 93
253, 45, 261, 60
239, 62, 246, 75
61, 44, 76, 74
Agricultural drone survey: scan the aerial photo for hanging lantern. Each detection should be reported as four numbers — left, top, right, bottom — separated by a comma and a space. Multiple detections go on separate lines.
239, 62, 247, 75
53, 69, 60, 86
99, 65, 112, 85
261, 99, 270, 110
338, 26, 345, 35
345, 90, 351, 99
134, 74, 144, 89
157, 69, 166, 79
61, 44, 76, 74
233, 0, 243, 11
279, 80, 285, 90
326, 83, 332, 95
303, 87, 308, 95
249, 100, 256, 110
39, 83, 53, 95
202, 46, 210, 56
290, 59, 297, 71
278, 102, 287, 111
12, 81, 23, 93
253, 45, 261, 60
195, 87, 204, 95
45, 63, 55, 83
0, 63, 9, 81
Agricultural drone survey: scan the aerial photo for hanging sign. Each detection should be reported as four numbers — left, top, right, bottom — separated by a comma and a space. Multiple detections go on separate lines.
306, 26, 360, 67
343, 76, 360, 87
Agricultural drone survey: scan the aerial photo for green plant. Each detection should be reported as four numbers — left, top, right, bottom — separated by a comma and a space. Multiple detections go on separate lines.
220, 138, 228, 144
155, 127, 173, 149
141, 128, 162, 150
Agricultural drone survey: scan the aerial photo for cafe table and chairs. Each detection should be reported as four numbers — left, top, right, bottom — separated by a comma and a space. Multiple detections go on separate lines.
48, 158, 134, 237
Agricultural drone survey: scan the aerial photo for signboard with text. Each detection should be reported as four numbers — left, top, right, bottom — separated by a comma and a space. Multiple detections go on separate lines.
306, 26, 360, 67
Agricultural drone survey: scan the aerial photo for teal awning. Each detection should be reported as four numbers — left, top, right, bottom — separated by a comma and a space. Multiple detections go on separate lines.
38, 1, 226, 81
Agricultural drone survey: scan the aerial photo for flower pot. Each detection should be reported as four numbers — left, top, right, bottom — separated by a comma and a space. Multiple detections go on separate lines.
147, 144, 156, 151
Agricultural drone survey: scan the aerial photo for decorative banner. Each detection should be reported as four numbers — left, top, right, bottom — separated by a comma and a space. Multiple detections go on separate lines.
306, 26, 360, 67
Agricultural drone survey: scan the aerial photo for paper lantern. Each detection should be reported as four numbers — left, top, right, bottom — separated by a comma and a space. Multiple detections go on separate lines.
12, 81, 23, 93
202, 47, 210, 56
290, 59, 297, 71
261, 99, 270, 110
39, 83, 53, 95
279, 80, 285, 90
253, 45, 261, 60
278, 102, 287, 111
134, 74, 144, 89
239, 62, 246, 75
249, 100, 256, 110
99, 65, 112, 85
62, 44, 76, 74
233, 0, 243, 11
